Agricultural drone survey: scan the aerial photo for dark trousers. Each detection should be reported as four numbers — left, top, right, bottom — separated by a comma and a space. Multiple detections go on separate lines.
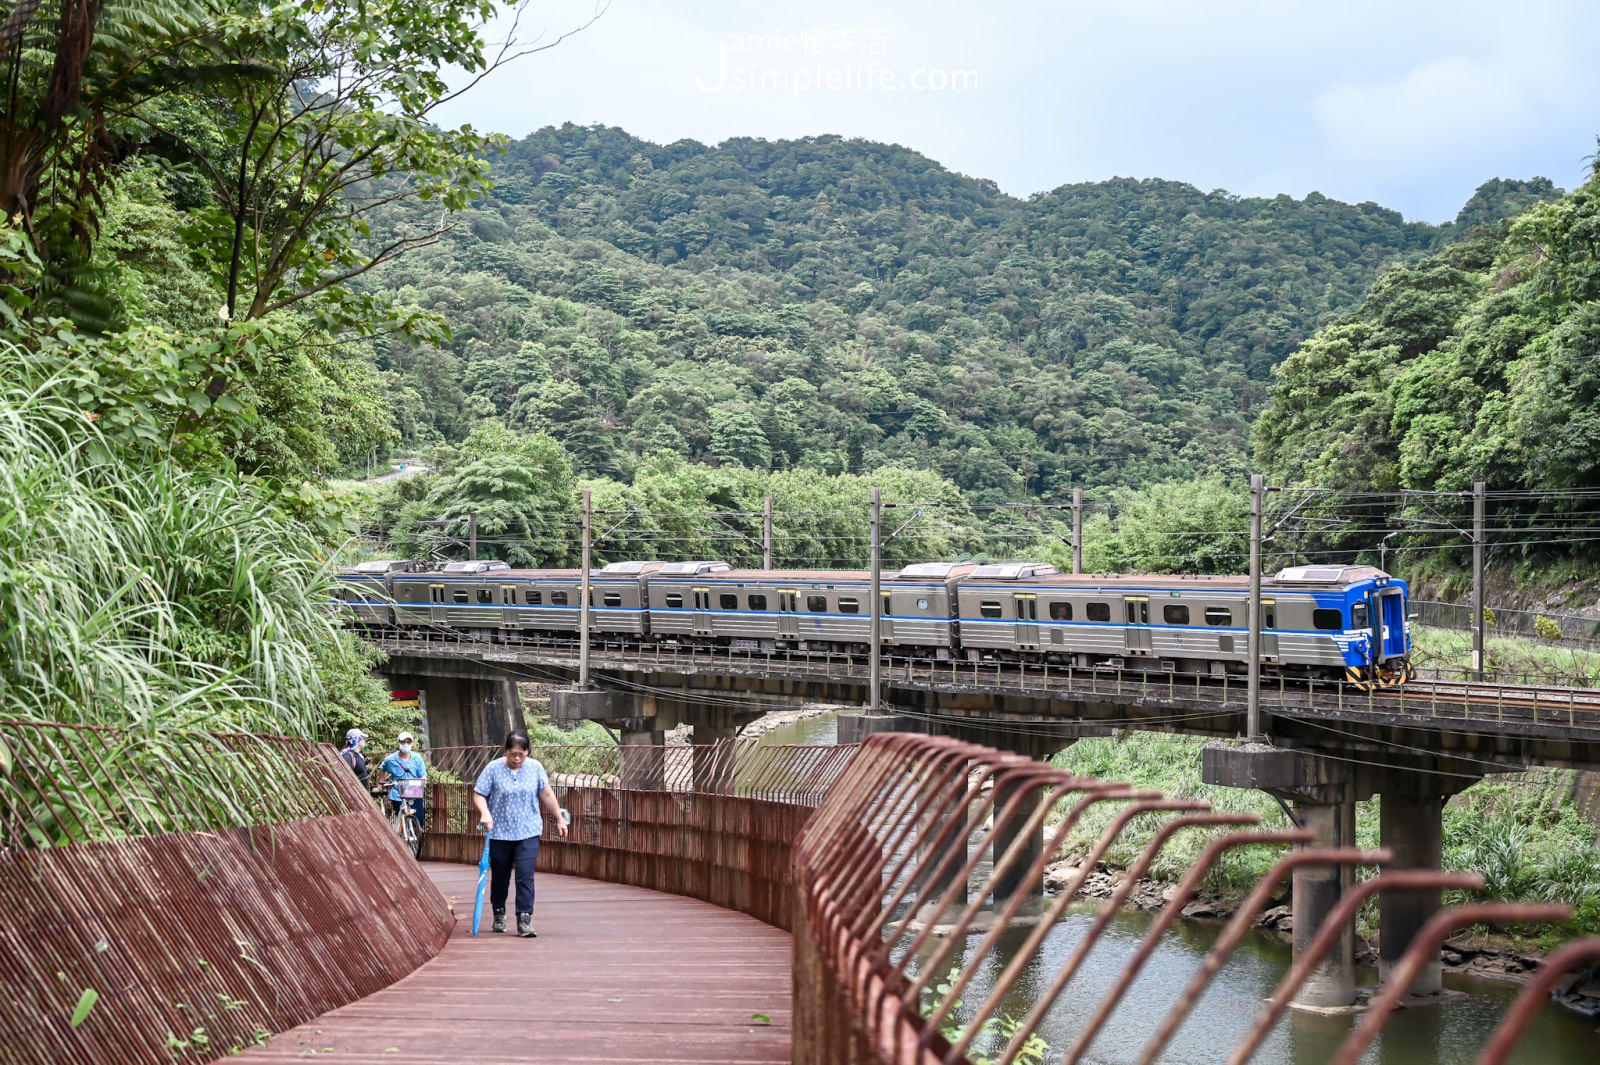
489, 836, 540, 916
388, 797, 426, 830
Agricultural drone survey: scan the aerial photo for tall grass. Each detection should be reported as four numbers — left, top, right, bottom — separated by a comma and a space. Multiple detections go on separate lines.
0, 343, 348, 738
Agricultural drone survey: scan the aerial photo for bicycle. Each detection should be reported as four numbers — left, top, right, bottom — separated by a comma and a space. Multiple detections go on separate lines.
384, 777, 426, 859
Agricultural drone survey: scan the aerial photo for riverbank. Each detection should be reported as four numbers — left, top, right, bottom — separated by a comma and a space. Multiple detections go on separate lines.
1043, 855, 1600, 1016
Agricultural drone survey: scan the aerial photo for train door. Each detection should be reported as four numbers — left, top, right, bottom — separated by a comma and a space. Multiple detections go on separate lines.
1123, 596, 1152, 654
1378, 589, 1406, 661
429, 583, 447, 624
880, 591, 895, 644
777, 590, 799, 638
1014, 593, 1039, 650
501, 585, 518, 628
1260, 598, 1279, 660
692, 588, 713, 635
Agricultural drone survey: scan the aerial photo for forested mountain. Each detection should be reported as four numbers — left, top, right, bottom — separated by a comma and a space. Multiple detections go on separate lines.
367, 124, 1552, 503
1258, 167, 1600, 496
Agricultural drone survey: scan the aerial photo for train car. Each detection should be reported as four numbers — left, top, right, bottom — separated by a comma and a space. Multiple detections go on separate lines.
391, 560, 664, 635
954, 562, 1410, 683
645, 562, 972, 655
334, 559, 420, 627
349, 552, 1411, 686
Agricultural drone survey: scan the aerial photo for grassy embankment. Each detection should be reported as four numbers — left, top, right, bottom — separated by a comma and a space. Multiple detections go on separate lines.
1048, 732, 1600, 948
1411, 625, 1600, 686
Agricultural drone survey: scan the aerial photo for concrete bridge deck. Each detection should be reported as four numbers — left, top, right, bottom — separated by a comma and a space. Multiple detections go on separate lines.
245, 864, 791, 1064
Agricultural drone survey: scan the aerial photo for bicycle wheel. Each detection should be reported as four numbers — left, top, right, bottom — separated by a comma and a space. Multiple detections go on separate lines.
402, 813, 423, 859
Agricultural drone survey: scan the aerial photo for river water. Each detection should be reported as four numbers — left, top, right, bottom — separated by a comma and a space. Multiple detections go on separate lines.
756, 711, 1600, 1063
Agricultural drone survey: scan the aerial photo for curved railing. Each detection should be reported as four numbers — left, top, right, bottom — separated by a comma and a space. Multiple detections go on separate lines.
0, 721, 452, 1065
791, 733, 1600, 1065
418, 740, 855, 929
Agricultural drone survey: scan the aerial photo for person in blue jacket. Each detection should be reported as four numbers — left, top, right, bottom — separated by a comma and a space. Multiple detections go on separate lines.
379, 730, 427, 830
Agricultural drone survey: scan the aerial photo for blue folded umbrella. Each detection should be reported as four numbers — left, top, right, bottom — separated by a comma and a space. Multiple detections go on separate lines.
471, 826, 491, 936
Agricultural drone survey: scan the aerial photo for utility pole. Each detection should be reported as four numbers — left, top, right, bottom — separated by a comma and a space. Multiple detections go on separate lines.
468, 511, 478, 561
869, 486, 882, 713
1072, 487, 1083, 575
1472, 481, 1486, 680
1247, 474, 1263, 741
763, 495, 774, 570
579, 489, 592, 690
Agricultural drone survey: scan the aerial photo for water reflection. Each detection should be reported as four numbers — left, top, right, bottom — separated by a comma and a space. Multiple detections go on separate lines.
755, 716, 1598, 1061
903, 909, 1600, 1064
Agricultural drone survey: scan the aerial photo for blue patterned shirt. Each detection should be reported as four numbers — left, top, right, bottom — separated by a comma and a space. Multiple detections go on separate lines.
473, 758, 550, 841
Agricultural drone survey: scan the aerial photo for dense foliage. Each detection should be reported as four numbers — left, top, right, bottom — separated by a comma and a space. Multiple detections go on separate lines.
362, 125, 1555, 506
0, 0, 515, 741
1258, 167, 1600, 495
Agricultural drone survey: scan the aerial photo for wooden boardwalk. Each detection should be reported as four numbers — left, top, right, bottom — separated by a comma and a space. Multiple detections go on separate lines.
245, 863, 792, 1064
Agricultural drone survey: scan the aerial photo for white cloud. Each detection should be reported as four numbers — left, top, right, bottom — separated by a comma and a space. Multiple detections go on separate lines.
1312, 54, 1554, 163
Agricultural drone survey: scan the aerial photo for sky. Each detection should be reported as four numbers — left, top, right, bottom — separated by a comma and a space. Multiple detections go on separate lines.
434, 0, 1600, 223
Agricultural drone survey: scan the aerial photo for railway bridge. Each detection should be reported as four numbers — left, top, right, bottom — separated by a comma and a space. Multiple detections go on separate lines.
368, 629, 1600, 1010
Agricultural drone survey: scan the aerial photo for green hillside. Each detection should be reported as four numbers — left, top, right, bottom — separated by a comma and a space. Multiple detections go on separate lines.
366, 124, 1551, 503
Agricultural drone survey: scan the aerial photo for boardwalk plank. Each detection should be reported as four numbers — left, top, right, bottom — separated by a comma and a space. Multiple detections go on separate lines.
244, 864, 791, 1064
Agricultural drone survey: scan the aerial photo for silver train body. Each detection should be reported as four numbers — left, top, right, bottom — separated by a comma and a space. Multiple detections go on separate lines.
338, 559, 1411, 682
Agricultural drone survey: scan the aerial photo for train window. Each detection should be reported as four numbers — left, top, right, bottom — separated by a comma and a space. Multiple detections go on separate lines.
1015, 598, 1036, 620
917, 598, 930, 610
1263, 603, 1277, 628
603, 592, 623, 608
453, 590, 469, 604
1049, 601, 1072, 621
1313, 608, 1343, 630
748, 594, 768, 610
477, 588, 492, 604
1352, 603, 1369, 628
665, 592, 683, 608
807, 594, 828, 612
551, 591, 568, 606
979, 601, 1003, 619
838, 597, 860, 614
720, 593, 738, 609
1163, 605, 1190, 625
526, 590, 541, 605
1204, 607, 1231, 626
1086, 602, 1111, 622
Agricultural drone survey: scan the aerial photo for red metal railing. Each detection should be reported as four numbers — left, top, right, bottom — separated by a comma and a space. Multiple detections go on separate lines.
418, 741, 854, 929
0, 720, 452, 1065
790, 733, 1600, 1065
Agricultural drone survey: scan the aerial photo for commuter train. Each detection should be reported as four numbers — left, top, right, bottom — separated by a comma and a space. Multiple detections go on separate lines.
337, 558, 1412, 685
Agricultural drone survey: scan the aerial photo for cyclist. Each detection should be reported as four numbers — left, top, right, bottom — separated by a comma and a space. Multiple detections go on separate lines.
339, 728, 369, 790
379, 731, 427, 831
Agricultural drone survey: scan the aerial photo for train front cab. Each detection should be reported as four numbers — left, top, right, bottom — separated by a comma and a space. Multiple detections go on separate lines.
1334, 570, 1411, 688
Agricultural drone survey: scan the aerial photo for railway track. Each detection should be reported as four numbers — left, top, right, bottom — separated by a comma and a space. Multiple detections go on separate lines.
361, 626, 1600, 736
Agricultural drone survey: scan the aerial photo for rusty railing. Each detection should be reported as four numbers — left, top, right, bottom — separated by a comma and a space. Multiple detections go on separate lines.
791, 733, 1600, 1065
0, 720, 452, 1065
418, 740, 854, 929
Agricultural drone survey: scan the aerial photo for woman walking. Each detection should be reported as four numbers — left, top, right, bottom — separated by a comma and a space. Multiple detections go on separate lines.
471, 730, 567, 937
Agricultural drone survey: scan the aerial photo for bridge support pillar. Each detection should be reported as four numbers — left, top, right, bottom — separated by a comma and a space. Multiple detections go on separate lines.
837, 712, 922, 744
915, 798, 970, 923
618, 726, 666, 791
1291, 791, 1358, 1009
1203, 744, 1360, 1008
691, 720, 738, 792
991, 777, 1044, 916
1375, 768, 1476, 996
387, 674, 524, 749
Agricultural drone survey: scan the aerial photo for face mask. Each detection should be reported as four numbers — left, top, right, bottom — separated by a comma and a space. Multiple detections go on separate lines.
399, 742, 412, 752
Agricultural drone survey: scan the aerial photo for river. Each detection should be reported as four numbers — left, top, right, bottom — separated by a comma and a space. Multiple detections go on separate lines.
756, 710, 1600, 1063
